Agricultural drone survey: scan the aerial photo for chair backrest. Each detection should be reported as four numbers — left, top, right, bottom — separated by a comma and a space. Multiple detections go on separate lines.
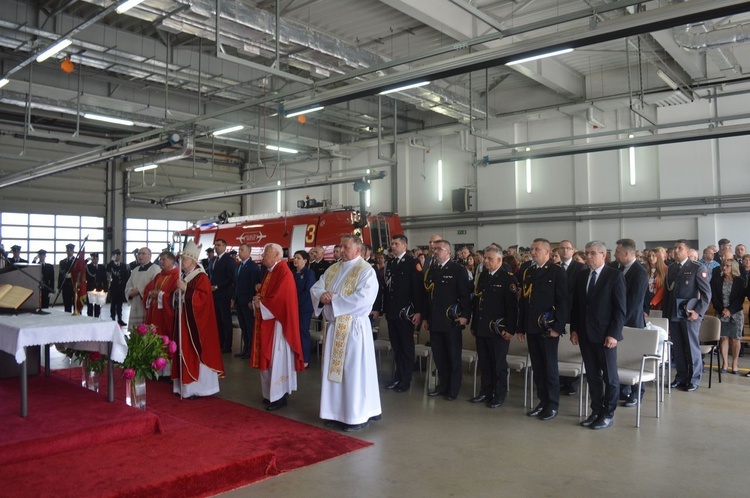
618, 327, 659, 373
699, 315, 721, 343
557, 335, 582, 364
507, 336, 529, 358
649, 309, 663, 319
648, 317, 669, 334
462, 327, 476, 352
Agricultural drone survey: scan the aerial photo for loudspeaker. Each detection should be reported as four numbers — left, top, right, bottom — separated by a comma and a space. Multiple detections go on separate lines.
452, 188, 469, 212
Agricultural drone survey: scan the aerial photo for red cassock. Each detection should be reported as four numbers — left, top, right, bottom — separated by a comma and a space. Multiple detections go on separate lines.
142, 267, 180, 341
250, 262, 305, 371
174, 269, 225, 384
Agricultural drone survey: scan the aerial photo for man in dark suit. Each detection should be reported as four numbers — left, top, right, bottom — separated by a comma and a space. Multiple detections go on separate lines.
85, 253, 108, 318
383, 234, 425, 393
201, 247, 215, 274
570, 241, 626, 430
421, 234, 443, 274
106, 249, 129, 326
614, 238, 649, 406
9, 245, 27, 265
58, 243, 76, 312
234, 243, 261, 359
665, 239, 711, 392
557, 240, 585, 396
210, 238, 237, 353
517, 238, 568, 421
471, 246, 518, 408
36, 249, 55, 308
309, 246, 330, 280
423, 239, 472, 401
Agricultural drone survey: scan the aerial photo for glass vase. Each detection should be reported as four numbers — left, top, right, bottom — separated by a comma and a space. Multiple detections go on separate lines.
126, 375, 147, 410
81, 365, 100, 392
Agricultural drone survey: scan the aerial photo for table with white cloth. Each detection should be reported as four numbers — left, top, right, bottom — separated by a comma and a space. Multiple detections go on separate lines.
0, 313, 127, 417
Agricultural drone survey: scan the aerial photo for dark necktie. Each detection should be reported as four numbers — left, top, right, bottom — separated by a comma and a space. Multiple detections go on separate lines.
587, 270, 597, 300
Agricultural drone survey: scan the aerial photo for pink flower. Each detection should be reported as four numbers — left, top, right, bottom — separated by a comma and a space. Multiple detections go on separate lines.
168, 342, 177, 354
89, 351, 102, 361
161, 335, 170, 346
123, 368, 136, 380
152, 357, 167, 370
136, 324, 149, 335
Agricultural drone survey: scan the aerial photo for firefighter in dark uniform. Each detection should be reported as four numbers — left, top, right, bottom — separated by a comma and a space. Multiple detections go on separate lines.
36, 249, 55, 309
423, 239, 472, 401
58, 243, 76, 312
383, 234, 425, 393
107, 249, 129, 326
86, 253, 108, 317
470, 246, 519, 408
517, 238, 568, 421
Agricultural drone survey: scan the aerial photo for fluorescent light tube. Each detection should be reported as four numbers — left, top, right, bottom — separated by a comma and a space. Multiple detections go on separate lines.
83, 113, 135, 126
0, 78, 9, 89
116, 0, 148, 15
506, 48, 573, 66
285, 106, 324, 118
133, 163, 158, 172
656, 69, 679, 91
36, 39, 73, 63
379, 81, 430, 95
266, 145, 298, 154
212, 125, 244, 136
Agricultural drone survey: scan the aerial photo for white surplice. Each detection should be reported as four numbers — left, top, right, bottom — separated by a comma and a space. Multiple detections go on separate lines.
173, 363, 219, 397
124, 264, 160, 328
258, 302, 297, 402
310, 256, 382, 425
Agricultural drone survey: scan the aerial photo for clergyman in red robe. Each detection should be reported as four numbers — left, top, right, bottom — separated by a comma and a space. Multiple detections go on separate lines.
143, 251, 180, 341
251, 243, 304, 411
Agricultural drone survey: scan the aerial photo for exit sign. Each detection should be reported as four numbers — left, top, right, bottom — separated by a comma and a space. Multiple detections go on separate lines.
457, 230, 467, 235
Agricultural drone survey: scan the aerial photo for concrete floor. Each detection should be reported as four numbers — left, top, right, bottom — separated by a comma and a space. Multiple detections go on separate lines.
53, 306, 750, 497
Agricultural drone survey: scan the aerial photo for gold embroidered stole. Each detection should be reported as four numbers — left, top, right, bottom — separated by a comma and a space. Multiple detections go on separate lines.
325, 258, 369, 383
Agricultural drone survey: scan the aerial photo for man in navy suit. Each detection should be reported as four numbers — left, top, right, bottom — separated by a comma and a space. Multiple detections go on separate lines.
234, 243, 261, 359
557, 240, 585, 396
665, 239, 711, 392
570, 241, 626, 430
210, 238, 237, 353
614, 238, 649, 407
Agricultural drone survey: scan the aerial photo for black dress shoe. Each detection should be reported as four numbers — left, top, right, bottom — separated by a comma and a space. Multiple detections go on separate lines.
386, 380, 400, 389
445, 394, 458, 401
117, 320, 127, 327
394, 384, 410, 393
527, 404, 545, 417
580, 413, 600, 427
539, 408, 557, 421
670, 380, 687, 389
240, 353, 250, 359
591, 416, 614, 430
564, 386, 577, 396
323, 419, 342, 428
685, 383, 699, 392
221, 348, 232, 354
427, 389, 445, 397
469, 394, 489, 403
343, 421, 370, 432
369, 414, 382, 422
262, 398, 270, 404
234, 351, 248, 358
266, 395, 288, 411
487, 397, 505, 409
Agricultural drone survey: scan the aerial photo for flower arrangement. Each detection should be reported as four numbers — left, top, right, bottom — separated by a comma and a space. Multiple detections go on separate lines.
119, 323, 175, 381
61, 348, 108, 374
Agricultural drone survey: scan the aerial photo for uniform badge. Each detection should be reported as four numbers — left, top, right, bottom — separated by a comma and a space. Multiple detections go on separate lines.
685, 280, 689, 285
510, 283, 517, 293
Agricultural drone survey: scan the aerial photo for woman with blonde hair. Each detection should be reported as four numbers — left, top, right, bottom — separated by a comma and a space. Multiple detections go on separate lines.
711, 259, 745, 374
644, 249, 667, 312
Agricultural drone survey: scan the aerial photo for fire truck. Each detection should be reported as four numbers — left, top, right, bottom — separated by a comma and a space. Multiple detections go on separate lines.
177, 207, 403, 261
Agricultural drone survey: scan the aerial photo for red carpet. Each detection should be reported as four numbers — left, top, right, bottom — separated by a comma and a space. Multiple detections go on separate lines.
0, 369, 372, 497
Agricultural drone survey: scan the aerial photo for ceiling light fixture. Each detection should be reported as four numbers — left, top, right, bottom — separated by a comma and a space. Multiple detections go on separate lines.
656, 69, 679, 91
378, 81, 430, 95
133, 163, 158, 172
116, 0, 148, 15
506, 48, 574, 66
266, 145, 298, 154
212, 125, 244, 136
36, 39, 73, 63
0, 78, 9, 89
285, 106, 324, 118
83, 113, 135, 126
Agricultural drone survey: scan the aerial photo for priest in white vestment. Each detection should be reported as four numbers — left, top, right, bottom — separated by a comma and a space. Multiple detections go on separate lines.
124, 247, 160, 328
311, 235, 382, 431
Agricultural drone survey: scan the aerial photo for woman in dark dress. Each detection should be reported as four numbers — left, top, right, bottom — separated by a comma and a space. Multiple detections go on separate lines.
293, 250, 317, 367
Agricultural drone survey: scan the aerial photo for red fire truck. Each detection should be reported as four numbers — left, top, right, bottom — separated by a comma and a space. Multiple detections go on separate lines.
177, 207, 403, 261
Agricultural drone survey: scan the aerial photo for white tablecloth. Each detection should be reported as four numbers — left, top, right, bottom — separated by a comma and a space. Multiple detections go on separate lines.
0, 313, 127, 363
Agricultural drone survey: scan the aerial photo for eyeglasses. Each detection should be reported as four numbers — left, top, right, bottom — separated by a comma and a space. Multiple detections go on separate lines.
433, 247, 448, 253
558, 246, 574, 251
584, 251, 602, 256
